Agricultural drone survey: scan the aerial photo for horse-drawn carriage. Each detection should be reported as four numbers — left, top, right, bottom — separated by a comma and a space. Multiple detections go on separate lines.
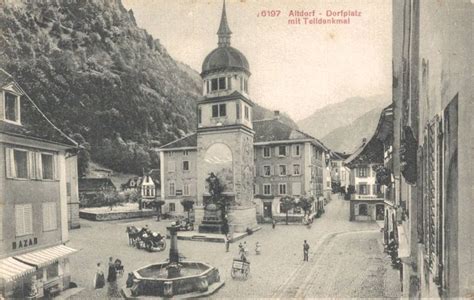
126, 226, 166, 252
231, 258, 250, 279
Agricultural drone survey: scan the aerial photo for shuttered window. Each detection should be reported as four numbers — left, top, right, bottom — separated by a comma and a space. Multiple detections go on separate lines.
42, 202, 57, 231
15, 204, 33, 237
41, 153, 54, 180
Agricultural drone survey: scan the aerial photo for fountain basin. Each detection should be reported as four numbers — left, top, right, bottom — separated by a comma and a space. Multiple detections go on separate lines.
124, 261, 222, 298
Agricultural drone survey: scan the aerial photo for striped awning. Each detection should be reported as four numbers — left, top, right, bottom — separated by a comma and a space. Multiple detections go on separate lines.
0, 257, 36, 282
14, 245, 78, 268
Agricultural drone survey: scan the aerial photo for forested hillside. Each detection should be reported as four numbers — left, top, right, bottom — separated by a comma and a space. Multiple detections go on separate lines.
0, 0, 295, 175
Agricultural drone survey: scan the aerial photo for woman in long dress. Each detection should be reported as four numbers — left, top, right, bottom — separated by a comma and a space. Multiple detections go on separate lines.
93, 263, 105, 289
107, 257, 117, 282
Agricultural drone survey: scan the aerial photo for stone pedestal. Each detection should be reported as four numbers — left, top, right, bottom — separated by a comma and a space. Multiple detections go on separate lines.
228, 205, 257, 233
194, 206, 205, 226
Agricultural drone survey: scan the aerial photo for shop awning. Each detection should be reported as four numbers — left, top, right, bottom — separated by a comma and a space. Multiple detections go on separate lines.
0, 257, 36, 282
14, 245, 78, 268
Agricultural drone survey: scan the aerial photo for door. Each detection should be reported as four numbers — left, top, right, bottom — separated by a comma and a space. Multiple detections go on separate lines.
376, 204, 385, 220
263, 202, 272, 218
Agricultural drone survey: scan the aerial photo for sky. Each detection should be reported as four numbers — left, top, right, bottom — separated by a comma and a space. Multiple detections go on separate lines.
122, 0, 392, 121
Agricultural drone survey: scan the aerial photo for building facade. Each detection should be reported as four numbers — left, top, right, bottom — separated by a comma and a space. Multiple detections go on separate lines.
345, 135, 385, 222
253, 117, 327, 222
391, 1, 474, 298
0, 69, 78, 298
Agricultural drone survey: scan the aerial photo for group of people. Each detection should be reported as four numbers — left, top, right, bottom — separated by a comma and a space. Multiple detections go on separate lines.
93, 257, 124, 289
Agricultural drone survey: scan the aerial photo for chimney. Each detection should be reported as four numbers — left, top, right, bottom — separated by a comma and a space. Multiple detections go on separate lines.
274, 110, 280, 119
362, 138, 367, 144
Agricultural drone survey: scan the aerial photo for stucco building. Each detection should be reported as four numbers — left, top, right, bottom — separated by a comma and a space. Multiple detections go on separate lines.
345, 134, 385, 222
0, 69, 78, 298
390, 1, 473, 297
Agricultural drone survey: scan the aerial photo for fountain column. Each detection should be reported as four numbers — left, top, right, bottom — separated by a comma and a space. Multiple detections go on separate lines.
166, 225, 181, 279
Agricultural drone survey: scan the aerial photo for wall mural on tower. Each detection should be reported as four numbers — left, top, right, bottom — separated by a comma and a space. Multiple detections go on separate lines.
204, 143, 234, 193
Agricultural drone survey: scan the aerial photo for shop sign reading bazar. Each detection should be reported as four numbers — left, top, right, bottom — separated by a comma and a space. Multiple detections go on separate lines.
12, 237, 38, 250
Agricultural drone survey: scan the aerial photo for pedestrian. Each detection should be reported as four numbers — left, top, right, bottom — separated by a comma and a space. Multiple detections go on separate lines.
93, 262, 105, 289
243, 241, 249, 256
225, 234, 230, 252
303, 240, 310, 262
272, 219, 276, 229
107, 257, 117, 283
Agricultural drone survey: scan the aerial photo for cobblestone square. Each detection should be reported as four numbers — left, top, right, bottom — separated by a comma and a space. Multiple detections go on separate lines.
67, 198, 401, 298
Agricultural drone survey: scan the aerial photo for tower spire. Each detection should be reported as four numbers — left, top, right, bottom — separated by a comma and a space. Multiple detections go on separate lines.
217, 0, 232, 47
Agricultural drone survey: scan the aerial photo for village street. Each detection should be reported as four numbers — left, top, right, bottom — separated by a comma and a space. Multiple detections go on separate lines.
66, 197, 401, 299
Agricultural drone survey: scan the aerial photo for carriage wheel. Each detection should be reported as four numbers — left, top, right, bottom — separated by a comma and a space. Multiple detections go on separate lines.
231, 268, 237, 279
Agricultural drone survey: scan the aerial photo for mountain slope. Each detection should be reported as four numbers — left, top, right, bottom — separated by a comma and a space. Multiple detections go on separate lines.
0, 0, 297, 174
321, 106, 386, 153
297, 96, 389, 139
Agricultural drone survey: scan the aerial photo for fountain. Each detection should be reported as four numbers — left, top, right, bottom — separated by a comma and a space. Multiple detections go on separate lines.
122, 224, 224, 298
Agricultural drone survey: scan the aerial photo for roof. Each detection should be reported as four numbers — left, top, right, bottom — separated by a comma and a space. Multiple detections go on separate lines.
217, 0, 232, 36
160, 133, 197, 150
253, 118, 326, 149
344, 104, 393, 168
0, 69, 77, 147
160, 118, 328, 151
202, 46, 249, 76
79, 178, 116, 192
373, 104, 394, 142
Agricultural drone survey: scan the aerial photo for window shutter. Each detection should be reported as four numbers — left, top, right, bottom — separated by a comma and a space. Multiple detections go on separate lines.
285, 146, 290, 156
53, 154, 59, 180
28, 151, 35, 179
35, 152, 43, 179
24, 204, 32, 235
5, 148, 15, 178
15, 205, 25, 236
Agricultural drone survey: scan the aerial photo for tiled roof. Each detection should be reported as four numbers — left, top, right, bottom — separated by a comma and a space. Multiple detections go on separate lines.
0, 69, 77, 147
160, 119, 328, 150
253, 118, 327, 149
160, 133, 197, 149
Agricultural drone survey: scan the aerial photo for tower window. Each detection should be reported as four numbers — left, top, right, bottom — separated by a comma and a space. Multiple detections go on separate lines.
218, 77, 226, 90
244, 79, 248, 93
244, 105, 249, 120
227, 76, 232, 89
219, 104, 226, 116
212, 104, 226, 117
198, 108, 202, 124
211, 78, 218, 91
236, 103, 241, 119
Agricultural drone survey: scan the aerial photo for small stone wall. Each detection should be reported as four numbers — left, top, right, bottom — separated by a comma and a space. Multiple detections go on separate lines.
79, 210, 157, 221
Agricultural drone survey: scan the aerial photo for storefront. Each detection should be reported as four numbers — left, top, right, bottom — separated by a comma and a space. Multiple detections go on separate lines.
0, 245, 77, 299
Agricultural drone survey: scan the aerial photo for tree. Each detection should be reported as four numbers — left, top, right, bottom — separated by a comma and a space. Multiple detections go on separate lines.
180, 199, 194, 221
280, 196, 295, 225
298, 195, 314, 217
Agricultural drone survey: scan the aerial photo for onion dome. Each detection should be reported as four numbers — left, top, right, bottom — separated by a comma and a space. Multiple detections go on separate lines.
201, 0, 250, 76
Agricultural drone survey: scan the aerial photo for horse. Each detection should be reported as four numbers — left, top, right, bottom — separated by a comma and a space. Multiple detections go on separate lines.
125, 226, 140, 246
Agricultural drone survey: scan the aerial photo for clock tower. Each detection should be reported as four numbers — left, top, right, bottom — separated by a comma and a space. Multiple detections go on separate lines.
195, 0, 257, 233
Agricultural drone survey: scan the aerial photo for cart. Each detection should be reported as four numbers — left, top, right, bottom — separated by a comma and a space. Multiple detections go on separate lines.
231, 259, 250, 279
